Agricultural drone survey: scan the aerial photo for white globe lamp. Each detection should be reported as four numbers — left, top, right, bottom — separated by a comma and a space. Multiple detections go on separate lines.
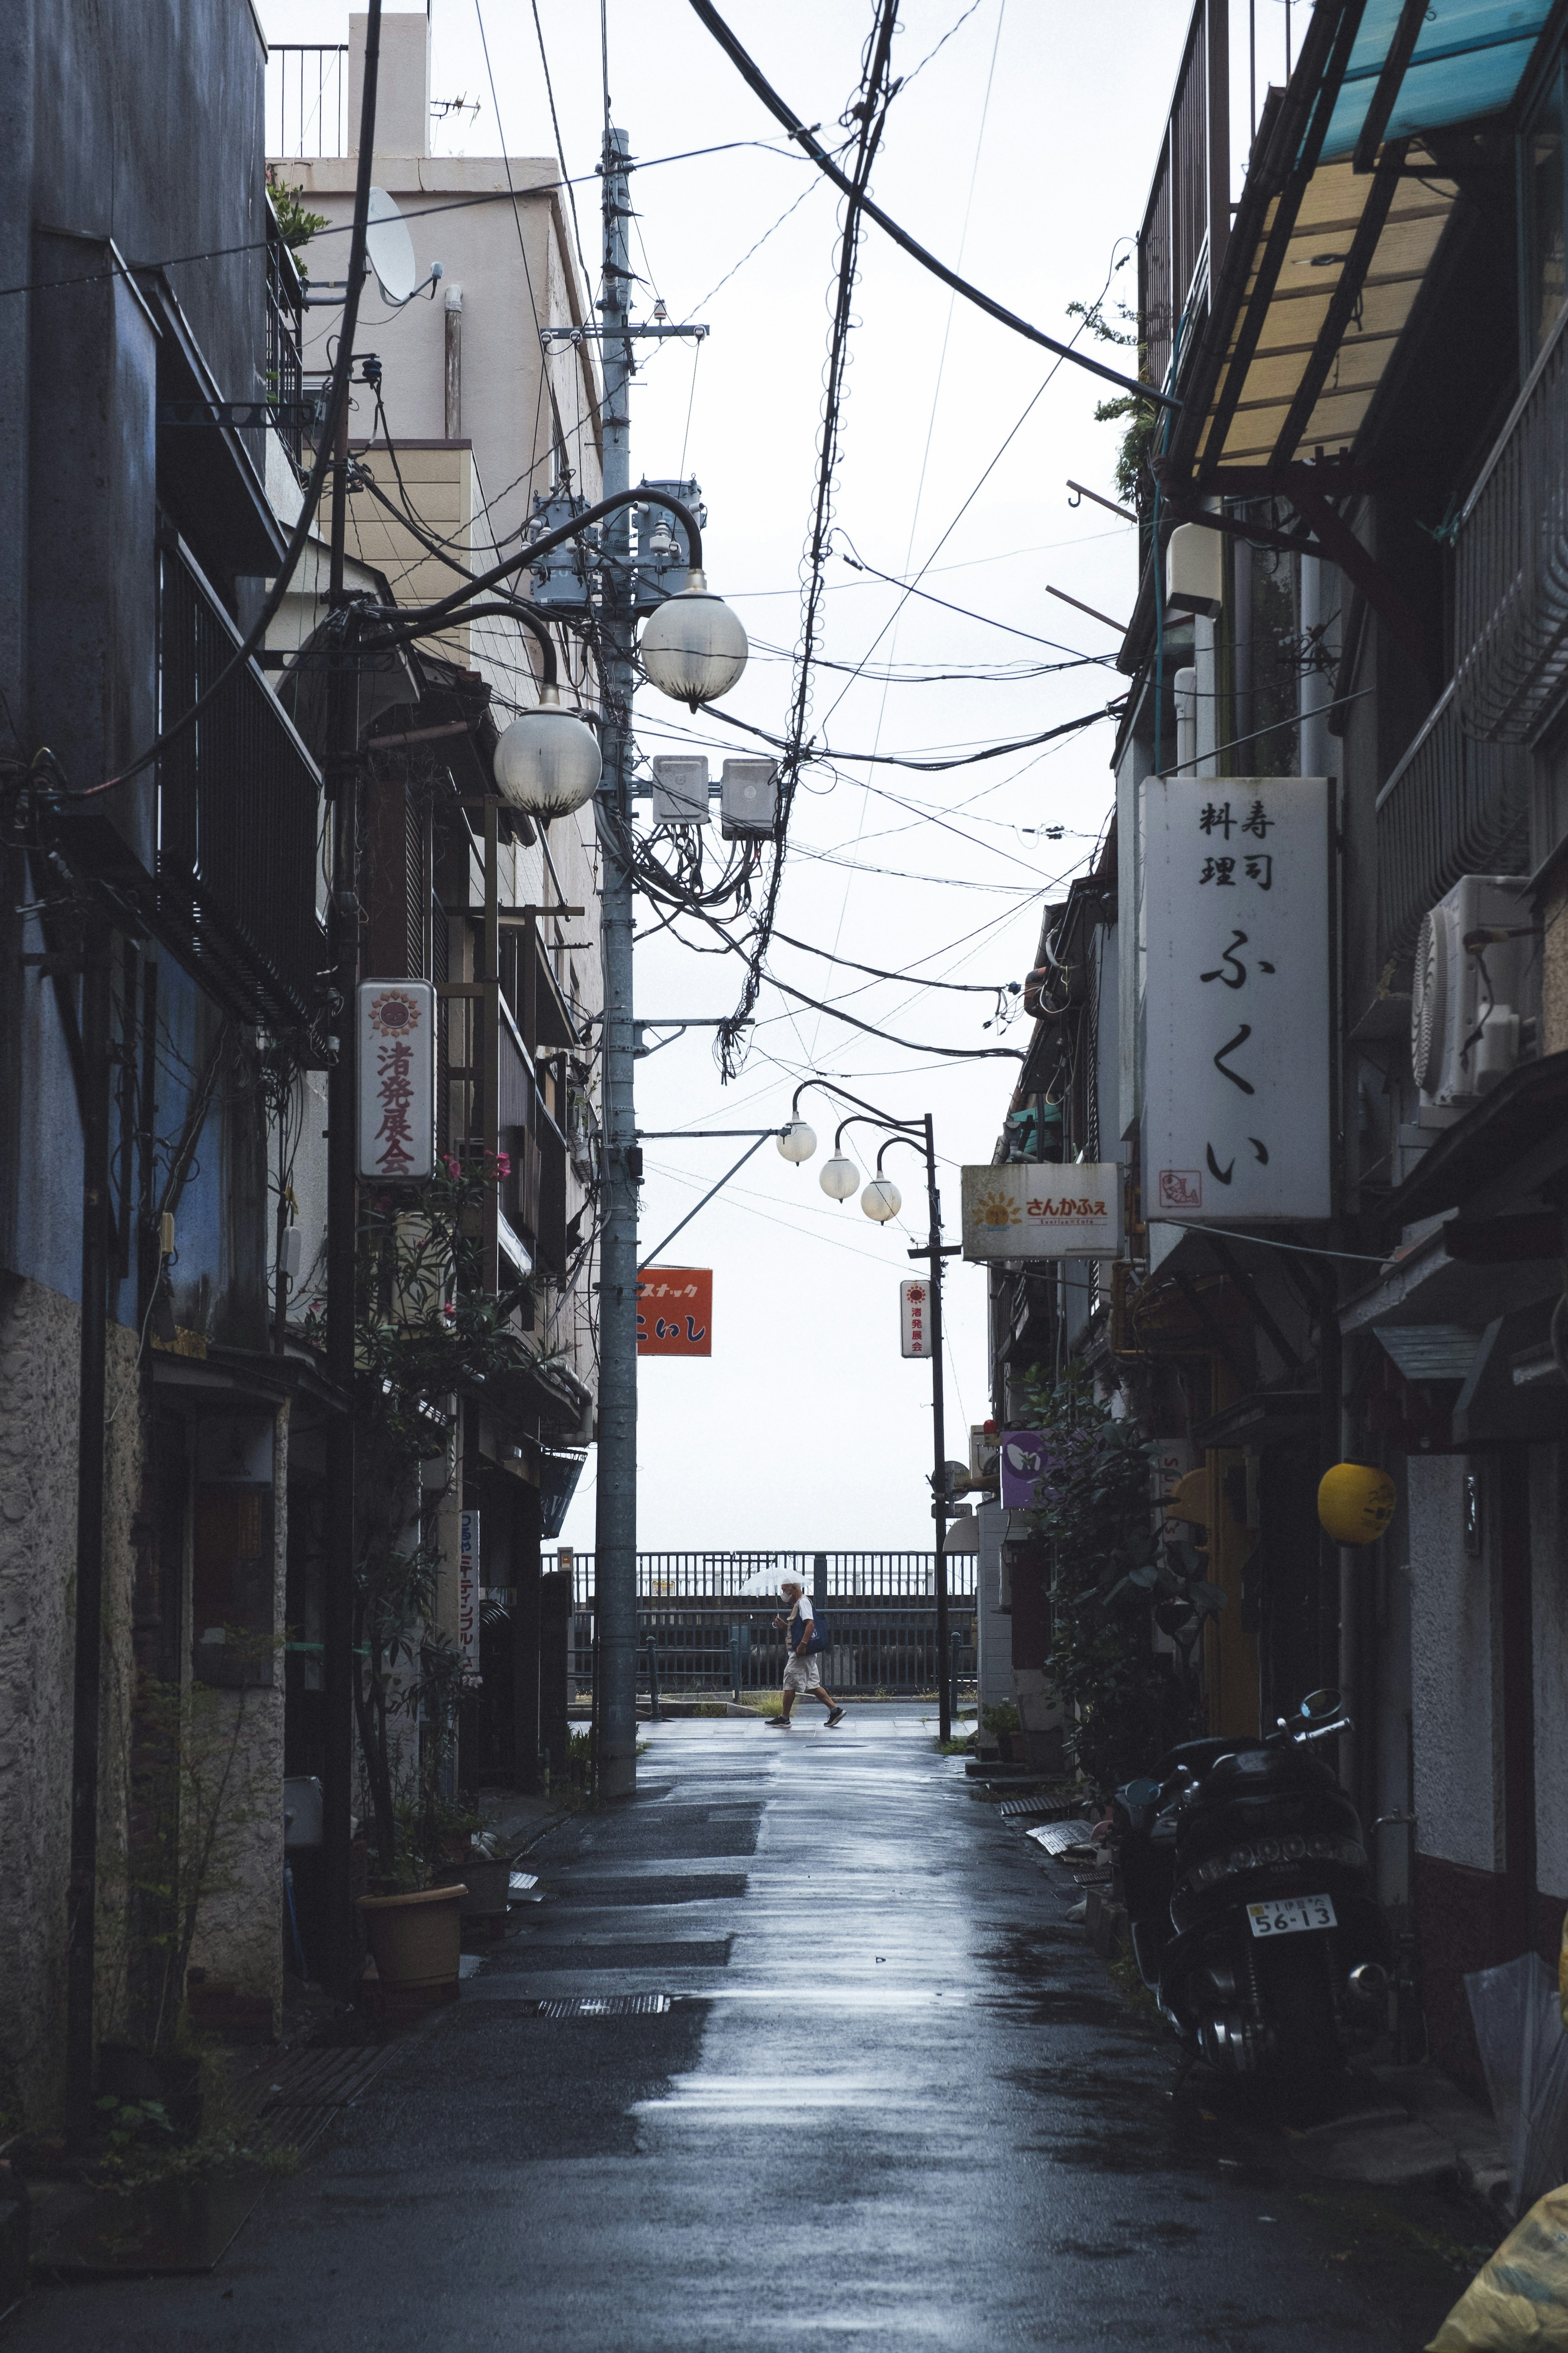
861, 1176, 901, 1222
777, 1120, 817, 1164
492, 684, 602, 818
819, 1153, 860, 1202
640, 573, 748, 709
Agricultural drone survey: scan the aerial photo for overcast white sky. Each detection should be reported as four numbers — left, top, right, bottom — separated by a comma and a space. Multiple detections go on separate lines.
261, 0, 1294, 1557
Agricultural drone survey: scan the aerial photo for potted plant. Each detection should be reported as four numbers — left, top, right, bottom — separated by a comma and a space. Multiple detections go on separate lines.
303, 1153, 552, 1983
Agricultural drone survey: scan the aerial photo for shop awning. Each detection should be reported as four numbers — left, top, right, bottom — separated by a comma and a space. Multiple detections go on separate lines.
1178, 0, 1557, 486
1318, 0, 1554, 166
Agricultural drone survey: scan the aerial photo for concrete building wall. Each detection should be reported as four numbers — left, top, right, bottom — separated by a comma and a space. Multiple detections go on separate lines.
1531, 1443, 1568, 1916
1408, 1452, 1497, 1876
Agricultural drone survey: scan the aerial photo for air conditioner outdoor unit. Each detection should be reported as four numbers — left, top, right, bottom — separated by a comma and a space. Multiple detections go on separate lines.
1409, 874, 1532, 1108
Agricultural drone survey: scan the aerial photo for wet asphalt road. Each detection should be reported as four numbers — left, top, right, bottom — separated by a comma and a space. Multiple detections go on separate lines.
13, 1706, 1450, 2349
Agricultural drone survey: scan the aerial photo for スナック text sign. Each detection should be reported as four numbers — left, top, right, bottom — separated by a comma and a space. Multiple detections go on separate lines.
637, 1267, 712, 1356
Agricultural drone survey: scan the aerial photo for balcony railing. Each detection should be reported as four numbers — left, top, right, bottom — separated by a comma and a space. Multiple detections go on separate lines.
267, 44, 348, 161
1138, 0, 1228, 400
265, 210, 307, 474
1374, 680, 1528, 963
1452, 299, 1568, 743
156, 535, 327, 1028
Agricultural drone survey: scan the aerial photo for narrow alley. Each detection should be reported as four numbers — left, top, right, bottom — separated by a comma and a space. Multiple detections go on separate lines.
10, 1713, 1474, 2349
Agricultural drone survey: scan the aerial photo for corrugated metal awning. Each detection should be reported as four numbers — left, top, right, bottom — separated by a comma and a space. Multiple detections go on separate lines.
1179, 0, 1557, 484
1194, 149, 1460, 474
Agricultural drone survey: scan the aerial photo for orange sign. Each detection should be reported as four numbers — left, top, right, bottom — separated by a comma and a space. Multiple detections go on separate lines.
636, 1267, 712, 1356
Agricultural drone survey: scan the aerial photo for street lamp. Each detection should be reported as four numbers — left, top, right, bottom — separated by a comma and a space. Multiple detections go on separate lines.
776, 1118, 817, 1164
639, 573, 749, 709
783, 1079, 957, 1740
819, 1153, 860, 1201
861, 1173, 902, 1221
492, 683, 602, 818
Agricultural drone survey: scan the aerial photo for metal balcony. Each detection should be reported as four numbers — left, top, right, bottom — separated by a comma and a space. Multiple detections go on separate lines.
1452, 303, 1568, 743
1374, 680, 1528, 963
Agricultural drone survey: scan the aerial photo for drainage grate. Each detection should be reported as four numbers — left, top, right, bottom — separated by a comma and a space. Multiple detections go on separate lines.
534, 1993, 673, 2018
998, 1797, 1055, 1821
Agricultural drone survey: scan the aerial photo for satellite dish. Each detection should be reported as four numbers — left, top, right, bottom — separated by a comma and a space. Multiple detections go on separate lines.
365, 187, 418, 306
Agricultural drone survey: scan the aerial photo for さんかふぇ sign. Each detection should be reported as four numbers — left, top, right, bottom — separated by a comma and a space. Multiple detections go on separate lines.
960, 1162, 1123, 1260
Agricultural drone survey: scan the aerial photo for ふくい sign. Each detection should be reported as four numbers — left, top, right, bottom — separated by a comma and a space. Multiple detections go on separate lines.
959, 1162, 1124, 1260
357, 981, 436, 1182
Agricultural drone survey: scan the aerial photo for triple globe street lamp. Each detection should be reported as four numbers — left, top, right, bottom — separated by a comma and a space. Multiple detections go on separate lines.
776, 1079, 959, 1740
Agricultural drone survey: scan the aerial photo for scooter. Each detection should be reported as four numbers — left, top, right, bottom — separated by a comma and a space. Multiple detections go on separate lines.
1115, 1690, 1392, 2083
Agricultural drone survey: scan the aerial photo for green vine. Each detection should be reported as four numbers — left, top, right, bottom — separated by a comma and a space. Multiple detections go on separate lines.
1065, 294, 1158, 511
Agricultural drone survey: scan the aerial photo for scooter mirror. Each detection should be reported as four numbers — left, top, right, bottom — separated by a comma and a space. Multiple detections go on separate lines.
1301, 1687, 1343, 1721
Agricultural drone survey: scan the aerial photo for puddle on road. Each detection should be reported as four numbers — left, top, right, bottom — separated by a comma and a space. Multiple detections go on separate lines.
635, 2073, 918, 2115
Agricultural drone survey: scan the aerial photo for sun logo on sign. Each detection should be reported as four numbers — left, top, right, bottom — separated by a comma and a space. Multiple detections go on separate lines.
368, 990, 422, 1037
974, 1187, 1020, 1229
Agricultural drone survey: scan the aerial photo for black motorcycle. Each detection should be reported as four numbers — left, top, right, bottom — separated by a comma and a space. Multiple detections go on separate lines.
1115, 1691, 1392, 2083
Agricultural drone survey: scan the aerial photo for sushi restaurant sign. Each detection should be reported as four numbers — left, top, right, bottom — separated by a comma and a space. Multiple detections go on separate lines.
960, 1163, 1123, 1260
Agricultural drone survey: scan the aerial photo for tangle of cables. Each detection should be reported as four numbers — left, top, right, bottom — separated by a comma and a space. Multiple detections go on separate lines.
714, 0, 901, 1080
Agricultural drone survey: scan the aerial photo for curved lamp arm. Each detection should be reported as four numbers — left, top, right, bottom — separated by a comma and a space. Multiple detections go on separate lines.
366, 484, 705, 647
791, 1076, 919, 1134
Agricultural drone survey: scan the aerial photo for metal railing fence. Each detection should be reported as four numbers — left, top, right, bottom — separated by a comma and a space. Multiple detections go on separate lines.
267, 45, 349, 161
1453, 297, 1568, 744
1374, 680, 1529, 964
571, 1603, 978, 1700
552, 1551, 971, 1606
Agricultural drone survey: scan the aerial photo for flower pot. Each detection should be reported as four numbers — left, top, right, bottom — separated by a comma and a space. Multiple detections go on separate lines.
458, 1858, 512, 1920
356, 1884, 466, 1989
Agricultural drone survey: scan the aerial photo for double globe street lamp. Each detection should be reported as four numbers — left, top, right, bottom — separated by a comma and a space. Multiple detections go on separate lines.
777, 1079, 960, 1741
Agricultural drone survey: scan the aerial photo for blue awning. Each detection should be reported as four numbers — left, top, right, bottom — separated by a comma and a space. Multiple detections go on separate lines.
1319, 0, 1554, 163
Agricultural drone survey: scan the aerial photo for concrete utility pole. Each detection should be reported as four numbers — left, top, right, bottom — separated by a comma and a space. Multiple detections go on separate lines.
594, 126, 639, 1800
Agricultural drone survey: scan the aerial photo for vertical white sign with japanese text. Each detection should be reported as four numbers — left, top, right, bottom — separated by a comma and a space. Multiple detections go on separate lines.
357, 981, 436, 1182
1141, 776, 1331, 1222
900, 1278, 931, 1358
459, 1509, 481, 1686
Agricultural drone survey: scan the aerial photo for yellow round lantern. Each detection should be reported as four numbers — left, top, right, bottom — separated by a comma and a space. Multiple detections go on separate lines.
1317, 1462, 1396, 1546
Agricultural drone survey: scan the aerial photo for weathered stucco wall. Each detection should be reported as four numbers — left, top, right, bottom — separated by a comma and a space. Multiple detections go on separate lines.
1409, 1454, 1498, 1876
186, 1403, 289, 2029
0, 1276, 140, 2125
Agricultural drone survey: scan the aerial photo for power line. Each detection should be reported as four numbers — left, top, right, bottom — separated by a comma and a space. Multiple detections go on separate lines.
715, 2, 900, 1081
684, 0, 1178, 411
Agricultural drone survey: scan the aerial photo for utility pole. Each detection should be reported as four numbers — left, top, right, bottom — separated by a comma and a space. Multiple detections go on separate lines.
594, 126, 639, 1800
321, 1, 383, 1986
922, 1115, 952, 1747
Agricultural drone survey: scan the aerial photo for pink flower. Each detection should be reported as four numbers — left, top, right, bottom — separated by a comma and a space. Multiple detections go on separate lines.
490, 1151, 512, 1180
442, 1154, 461, 1178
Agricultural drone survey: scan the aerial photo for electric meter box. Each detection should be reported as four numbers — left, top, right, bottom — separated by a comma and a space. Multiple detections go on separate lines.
651, 755, 710, 825
719, 758, 778, 839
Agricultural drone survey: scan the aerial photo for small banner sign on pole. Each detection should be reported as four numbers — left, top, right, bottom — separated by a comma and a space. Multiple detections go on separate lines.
900, 1278, 932, 1358
357, 980, 436, 1181
458, 1508, 481, 1686
636, 1267, 712, 1356
960, 1161, 1123, 1260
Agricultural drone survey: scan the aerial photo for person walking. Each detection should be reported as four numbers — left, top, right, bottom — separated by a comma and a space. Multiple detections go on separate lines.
770, 1579, 846, 1729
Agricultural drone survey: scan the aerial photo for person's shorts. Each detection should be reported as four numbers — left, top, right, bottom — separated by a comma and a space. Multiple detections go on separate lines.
782, 1650, 823, 1692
